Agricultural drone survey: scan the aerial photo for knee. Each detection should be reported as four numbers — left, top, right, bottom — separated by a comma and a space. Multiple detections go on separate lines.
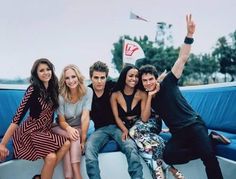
163, 148, 175, 164
200, 149, 216, 160
45, 153, 57, 165
85, 143, 98, 158
85, 141, 93, 154
163, 153, 171, 164
122, 140, 138, 154
65, 140, 71, 147
63, 140, 71, 150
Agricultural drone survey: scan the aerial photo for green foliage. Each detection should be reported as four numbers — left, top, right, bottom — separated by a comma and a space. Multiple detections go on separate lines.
111, 37, 124, 73
184, 54, 219, 84
212, 31, 236, 81
111, 29, 236, 85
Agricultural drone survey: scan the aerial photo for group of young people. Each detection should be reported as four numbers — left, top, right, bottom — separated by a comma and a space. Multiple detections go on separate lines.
0, 14, 227, 179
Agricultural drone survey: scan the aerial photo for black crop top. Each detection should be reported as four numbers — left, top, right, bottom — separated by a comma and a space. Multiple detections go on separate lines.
117, 90, 141, 129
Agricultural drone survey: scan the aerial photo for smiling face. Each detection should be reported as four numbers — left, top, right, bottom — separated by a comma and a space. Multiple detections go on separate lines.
125, 68, 139, 88
91, 71, 106, 92
37, 63, 52, 86
64, 68, 79, 90
141, 73, 157, 92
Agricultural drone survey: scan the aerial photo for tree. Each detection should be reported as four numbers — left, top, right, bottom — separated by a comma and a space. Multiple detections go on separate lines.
229, 30, 236, 81
111, 37, 123, 73
111, 35, 153, 73
201, 54, 219, 83
111, 34, 222, 85
212, 34, 236, 81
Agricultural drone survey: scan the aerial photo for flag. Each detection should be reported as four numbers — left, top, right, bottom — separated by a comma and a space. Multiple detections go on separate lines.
123, 39, 145, 65
130, 12, 148, 22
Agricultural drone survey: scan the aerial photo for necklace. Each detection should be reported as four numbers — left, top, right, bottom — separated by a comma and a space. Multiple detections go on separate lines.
72, 104, 78, 120
70, 94, 78, 120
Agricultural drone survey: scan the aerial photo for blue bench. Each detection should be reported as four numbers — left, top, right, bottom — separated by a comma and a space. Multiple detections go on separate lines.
1, 82, 236, 162
0, 88, 26, 161
0, 85, 119, 162
1, 83, 235, 179
160, 82, 236, 161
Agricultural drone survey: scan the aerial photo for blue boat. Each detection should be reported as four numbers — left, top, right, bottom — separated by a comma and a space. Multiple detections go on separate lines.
0, 82, 236, 179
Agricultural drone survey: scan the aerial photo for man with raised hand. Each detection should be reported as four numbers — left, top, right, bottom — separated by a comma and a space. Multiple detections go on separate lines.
139, 15, 223, 179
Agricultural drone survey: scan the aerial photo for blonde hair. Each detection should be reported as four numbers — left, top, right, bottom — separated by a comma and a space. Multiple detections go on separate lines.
59, 64, 86, 102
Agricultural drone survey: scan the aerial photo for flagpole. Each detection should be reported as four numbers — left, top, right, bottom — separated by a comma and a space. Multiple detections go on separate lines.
123, 11, 172, 68
129, 11, 173, 48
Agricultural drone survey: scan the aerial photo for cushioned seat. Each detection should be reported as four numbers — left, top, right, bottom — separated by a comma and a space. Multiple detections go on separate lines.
209, 130, 236, 161
159, 129, 236, 161
0, 89, 25, 138
0, 88, 120, 162
1, 83, 236, 162
100, 140, 120, 153
181, 85, 236, 161
158, 84, 236, 161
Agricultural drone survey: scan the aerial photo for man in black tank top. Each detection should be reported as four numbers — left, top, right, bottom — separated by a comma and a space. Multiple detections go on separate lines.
139, 15, 223, 179
85, 61, 143, 179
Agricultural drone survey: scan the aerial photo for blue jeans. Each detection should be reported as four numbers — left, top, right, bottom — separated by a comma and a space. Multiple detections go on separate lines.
85, 124, 143, 179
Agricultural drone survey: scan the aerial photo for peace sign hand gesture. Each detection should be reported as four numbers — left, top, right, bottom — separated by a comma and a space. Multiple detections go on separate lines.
186, 14, 195, 37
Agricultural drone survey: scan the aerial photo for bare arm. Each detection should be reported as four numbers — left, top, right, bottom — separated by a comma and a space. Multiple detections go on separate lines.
58, 114, 79, 141
110, 92, 129, 140
0, 123, 18, 160
58, 114, 70, 130
172, 14, 196, 79
140, 90, 151, 121
142, 94, 153, 122
1, 86, 34, 161
81, 109, 90, 151
81, 87, 93, 149
141, 81, 161, 122
157, 70, 167, 82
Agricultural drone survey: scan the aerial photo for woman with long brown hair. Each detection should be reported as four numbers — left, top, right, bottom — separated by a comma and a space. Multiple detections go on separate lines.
0, 58, 70, 179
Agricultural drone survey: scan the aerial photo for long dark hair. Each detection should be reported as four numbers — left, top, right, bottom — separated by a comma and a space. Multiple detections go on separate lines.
113, 64, 139, 92
30, 58, 59, 109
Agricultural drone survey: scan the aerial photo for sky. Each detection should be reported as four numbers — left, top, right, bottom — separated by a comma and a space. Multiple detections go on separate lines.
0, 0, 235, 79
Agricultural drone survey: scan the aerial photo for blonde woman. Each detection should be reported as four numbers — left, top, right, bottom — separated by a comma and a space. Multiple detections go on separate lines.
53, 64, 92, 179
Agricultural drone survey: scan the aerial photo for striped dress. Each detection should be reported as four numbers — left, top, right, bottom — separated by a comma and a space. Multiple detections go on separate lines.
12, 85, 67, 161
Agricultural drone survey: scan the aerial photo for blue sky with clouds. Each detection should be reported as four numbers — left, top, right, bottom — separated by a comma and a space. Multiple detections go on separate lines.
0, 0, 235, 79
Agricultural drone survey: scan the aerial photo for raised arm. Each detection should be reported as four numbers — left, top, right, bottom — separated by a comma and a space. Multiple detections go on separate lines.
171, 14, 196, 79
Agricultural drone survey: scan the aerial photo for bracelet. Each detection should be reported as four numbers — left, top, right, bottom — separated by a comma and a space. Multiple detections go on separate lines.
184, 36, 194, 44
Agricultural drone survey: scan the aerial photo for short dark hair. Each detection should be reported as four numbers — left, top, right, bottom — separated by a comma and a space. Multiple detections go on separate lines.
139, 64, 159, 79
89, 61, 109, 78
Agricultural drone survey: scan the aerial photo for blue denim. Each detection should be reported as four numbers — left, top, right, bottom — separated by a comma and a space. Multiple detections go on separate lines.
85, 124, 143, 179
